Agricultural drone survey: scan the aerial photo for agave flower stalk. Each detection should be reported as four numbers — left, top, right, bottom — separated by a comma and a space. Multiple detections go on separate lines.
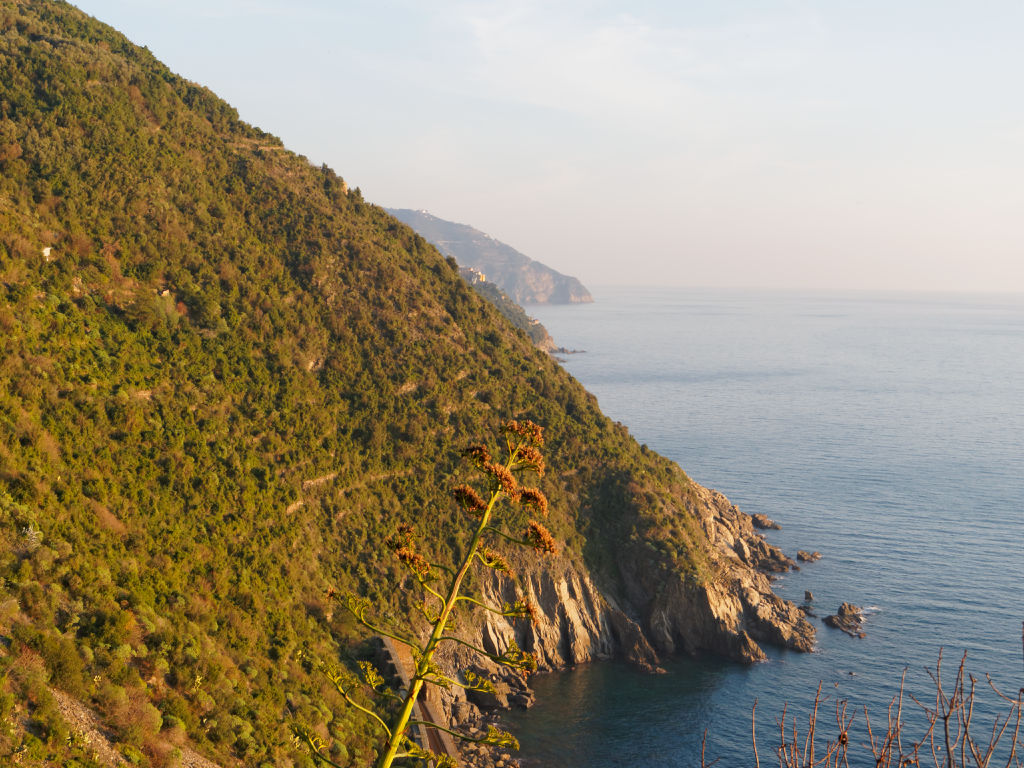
295, 420, 554, 768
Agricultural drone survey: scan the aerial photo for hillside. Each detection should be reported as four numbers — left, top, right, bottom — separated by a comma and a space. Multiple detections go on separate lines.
457, 268, 557, 351
0, 3, 811, 767
387, 208, 593, 305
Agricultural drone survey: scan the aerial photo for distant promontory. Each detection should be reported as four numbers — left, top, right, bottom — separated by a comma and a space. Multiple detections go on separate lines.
387, 208, 593, 305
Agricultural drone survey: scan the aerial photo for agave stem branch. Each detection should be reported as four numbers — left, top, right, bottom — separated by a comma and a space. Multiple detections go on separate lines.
418, 671, 503, 695
454, 594, 520, 617
417, 672, 468, 690
294, 731, 349, 768
435, 634, 508, 661
417, 579, 447, 604
360, 621, 421, 655
427, 561, 457, 579
328, 675, 393, 737
482, 525, 529, 547
406, 719, 507, 746
341, 602, 421, 652
374, 448, 515, 768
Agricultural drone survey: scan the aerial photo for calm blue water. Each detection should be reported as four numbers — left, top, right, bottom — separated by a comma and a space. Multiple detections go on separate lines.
506, 287, 1024, 766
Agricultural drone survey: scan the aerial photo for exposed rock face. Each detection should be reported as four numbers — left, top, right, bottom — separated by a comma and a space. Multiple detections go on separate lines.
443, 483, 813, 681
472, 556, 661, 672
656, 485, 815, 658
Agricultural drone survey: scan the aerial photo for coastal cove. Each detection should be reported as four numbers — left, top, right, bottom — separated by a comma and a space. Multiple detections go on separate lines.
507, 287, 1024, 766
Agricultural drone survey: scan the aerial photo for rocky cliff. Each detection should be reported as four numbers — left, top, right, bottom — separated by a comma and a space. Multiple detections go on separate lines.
387, 208, 594, 305
469, 482, 812, 670
436, 480, 815, 764
642, 484, 815, 659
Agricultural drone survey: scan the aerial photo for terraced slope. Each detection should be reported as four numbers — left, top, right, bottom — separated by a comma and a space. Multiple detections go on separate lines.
0, 3, 810, 766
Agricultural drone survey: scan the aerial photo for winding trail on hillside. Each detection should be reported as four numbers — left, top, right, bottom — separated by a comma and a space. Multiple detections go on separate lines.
287, 469, 417, 515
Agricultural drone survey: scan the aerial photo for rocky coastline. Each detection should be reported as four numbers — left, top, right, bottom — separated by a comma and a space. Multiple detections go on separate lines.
433, 481, 818, 766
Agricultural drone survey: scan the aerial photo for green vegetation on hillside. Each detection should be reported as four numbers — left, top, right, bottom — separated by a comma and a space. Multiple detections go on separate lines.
464, 275, 555, 350
0, 2, 709, 766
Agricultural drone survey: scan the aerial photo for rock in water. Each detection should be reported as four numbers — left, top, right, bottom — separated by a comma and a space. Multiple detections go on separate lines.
824, 602, 866, 637
796, 550, 822, 562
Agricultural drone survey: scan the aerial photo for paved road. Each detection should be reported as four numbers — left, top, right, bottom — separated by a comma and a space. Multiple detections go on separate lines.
380, 636, 460, 761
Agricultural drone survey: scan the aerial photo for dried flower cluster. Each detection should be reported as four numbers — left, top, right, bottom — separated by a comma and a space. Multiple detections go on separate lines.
463, 443, 492, 468
452, 483, 486, 513
519, 486, 549, 516
386, 523, 430, 577
386, 523, 416, 550
514, 445, 546, 476
478, 546, 510, 573
496, 639, 538, 673
484, 461, 520, 500
510, 597, 540, 625
503, 419, 544, 447
395, 546, 430, 576
525, 520, 557, 554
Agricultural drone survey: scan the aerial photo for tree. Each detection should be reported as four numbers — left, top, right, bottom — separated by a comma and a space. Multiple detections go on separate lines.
295, 420, 556, 768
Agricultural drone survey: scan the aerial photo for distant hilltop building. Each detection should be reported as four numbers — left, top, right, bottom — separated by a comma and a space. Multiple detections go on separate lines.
459, 266, 486, 285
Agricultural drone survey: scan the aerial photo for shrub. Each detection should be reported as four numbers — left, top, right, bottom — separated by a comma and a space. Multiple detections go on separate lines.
704, 650, 1024, 768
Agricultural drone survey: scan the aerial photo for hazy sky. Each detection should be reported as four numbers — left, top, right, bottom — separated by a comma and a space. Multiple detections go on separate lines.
72, 1, 1024, 293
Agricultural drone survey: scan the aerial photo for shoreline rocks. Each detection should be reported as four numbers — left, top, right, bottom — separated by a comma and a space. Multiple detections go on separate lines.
751, 513, 781, 530
798, 590, 817, 617
796, 550, 822, 563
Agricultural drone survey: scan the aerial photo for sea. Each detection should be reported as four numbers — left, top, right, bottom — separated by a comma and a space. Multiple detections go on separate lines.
504, 287, 1024, 767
